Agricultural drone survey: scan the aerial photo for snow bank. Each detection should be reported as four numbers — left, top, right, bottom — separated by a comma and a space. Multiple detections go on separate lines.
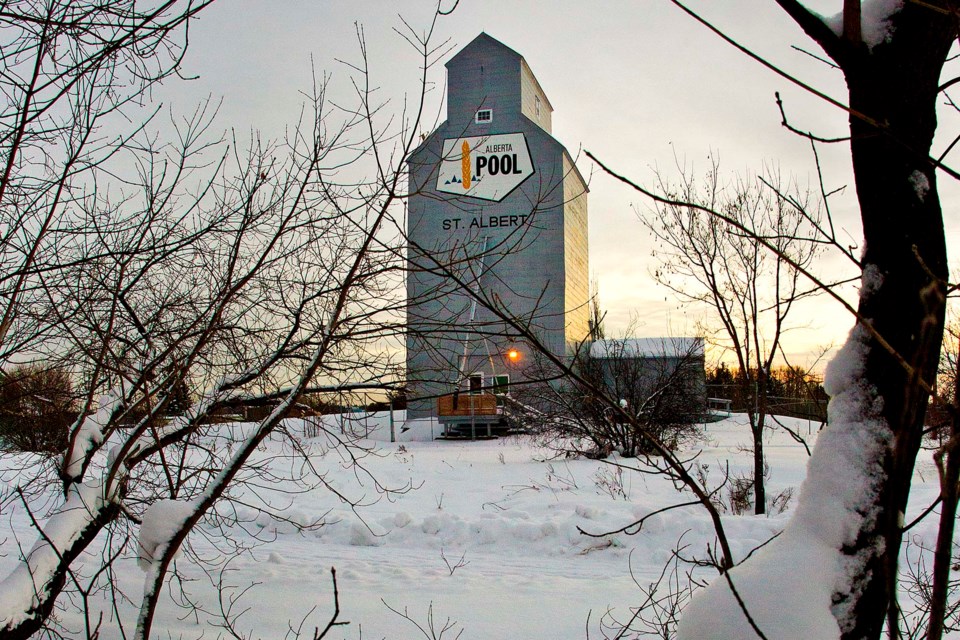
3, 411, 905, 640
296, 412, 440, 442
678, 324, 889, 639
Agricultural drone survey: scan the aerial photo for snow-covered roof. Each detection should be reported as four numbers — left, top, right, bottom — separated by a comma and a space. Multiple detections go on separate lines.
589, 337, 704, 359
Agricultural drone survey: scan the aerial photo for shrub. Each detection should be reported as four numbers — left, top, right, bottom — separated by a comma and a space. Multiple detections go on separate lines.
0, 365, 76, 453
515, 338, 707, 458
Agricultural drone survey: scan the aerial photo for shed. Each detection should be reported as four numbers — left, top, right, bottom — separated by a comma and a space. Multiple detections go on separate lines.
587, 337, 706, 422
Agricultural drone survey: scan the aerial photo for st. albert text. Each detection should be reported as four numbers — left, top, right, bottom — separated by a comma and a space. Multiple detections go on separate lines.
442, 214, 530, 231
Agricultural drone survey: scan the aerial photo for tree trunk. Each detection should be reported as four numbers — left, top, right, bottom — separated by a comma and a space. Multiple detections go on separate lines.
1, 502, 119, 640
753, 419, 766, 515
834, 10, 952, 638
754, 370, 767, 515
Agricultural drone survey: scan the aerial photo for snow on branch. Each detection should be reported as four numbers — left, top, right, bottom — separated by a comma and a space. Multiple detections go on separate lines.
62, 389, 123, 483
137, 499, 195, 570
822, 0, 904, 49
0, 482, 115, 630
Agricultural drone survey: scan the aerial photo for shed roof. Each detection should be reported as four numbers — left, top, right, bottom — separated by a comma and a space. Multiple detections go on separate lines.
589, 337, 704, 359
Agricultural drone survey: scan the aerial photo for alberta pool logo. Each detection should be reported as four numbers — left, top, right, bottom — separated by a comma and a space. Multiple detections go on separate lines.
437, 133, 534, 202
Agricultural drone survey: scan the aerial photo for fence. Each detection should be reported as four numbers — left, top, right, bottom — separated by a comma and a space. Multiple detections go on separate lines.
705, 384, 827, 423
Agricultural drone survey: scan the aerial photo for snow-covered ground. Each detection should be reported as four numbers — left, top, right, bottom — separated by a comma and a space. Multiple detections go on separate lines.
0, 412, 945, 638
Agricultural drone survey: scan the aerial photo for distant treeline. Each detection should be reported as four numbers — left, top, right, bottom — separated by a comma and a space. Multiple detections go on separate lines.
706, 363, 828, 422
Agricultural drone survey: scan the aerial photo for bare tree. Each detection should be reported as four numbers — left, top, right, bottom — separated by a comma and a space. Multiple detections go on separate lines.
517, 336, 707, 459
0, 365, 76, 454
0, 3, 452, 638
641, 164, 819, 514
0, 0, 216, 364
584, 1, 958, 638
690, 3, 953, 637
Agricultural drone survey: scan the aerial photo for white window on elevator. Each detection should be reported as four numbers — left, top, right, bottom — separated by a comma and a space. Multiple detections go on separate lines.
468, 374, 483, 394
475, 109, 493, 124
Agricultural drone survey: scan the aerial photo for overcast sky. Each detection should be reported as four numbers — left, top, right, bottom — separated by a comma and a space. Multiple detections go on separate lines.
154, 1, 960, 370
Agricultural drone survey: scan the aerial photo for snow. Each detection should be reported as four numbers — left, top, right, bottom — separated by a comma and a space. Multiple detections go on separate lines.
63, 389, 122, 480
861, 262, 884, 298
678, 324, 889, 640
303, 410, 446, 442
910, 170, 931, 202
137, 500, 195, 570
0, 481, 106, 628
860, 0, 904, 47
823, 0, 903, 49
0, 407, 945, 638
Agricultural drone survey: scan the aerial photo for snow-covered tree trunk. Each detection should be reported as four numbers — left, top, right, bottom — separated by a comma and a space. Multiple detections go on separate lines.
678, 2, 955, 638
833, 7, 950, 635
0, 485, 120, 640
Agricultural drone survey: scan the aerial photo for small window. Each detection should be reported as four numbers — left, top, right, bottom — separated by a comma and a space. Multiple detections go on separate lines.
535, 95, 541, 119
475, 109, 493, 124
468, 374, 483, 394
492, 375, 510, 396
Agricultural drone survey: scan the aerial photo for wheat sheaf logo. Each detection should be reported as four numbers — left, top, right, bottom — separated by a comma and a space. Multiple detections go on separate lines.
461, 140, 471, 190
